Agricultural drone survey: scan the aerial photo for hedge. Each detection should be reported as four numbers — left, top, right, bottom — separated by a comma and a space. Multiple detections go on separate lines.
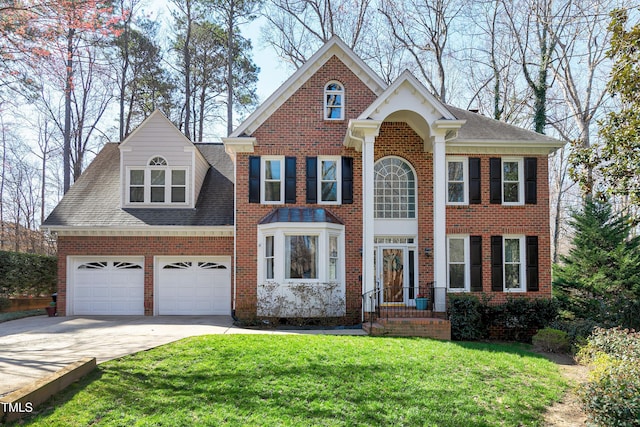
577, 327, 640, 426
447, 294, 558, 342
0, 251, 57, 297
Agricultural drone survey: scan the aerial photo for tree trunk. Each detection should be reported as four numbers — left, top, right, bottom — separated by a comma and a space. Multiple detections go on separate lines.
183, 0, 192, 140
226, 3, 234, 136
63, 28, 75, 194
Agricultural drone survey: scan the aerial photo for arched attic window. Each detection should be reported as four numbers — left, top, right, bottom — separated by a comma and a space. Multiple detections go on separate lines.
149, 156, 168, 166
324, 81, 344, 120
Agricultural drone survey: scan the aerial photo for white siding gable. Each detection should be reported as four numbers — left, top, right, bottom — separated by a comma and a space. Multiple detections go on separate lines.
119, 110, 210, 208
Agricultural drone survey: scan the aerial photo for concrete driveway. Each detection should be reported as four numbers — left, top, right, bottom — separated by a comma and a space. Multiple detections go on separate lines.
0, 315, 364, 397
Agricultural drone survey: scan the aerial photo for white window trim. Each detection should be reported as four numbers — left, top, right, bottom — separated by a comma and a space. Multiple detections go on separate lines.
265, 235, 275, 280
374, 156, 418, 219
502, 158, 524, 206
503, 235, 526, 292
125, 166, 190, 206
258, 223, 345, 285
318, 156, 342, 205
261, 156, 285, 205
324, 81, 344, 121
446, 156, 468, 205
446, 235, 470, 292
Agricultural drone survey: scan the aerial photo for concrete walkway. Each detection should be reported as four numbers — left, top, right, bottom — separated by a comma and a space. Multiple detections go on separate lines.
0, 315, 364, 397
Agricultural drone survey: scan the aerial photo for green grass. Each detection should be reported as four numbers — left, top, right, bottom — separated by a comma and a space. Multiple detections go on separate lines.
18, 335, 565, 426
0, 309, 45, 323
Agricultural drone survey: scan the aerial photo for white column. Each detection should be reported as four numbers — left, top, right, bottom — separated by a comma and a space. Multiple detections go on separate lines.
432, 135, 447, 312
362, 134, 376, 312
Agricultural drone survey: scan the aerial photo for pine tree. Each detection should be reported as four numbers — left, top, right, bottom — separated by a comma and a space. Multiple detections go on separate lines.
554, 199, 640, 329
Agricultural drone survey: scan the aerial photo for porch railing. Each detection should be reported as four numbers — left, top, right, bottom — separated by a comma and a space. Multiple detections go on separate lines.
362, 282, 448, 328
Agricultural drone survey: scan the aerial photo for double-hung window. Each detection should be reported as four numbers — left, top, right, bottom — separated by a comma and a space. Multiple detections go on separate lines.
490, 157, 537, 205
502, 158, 524, 204
318, 157, 340, 204
262, 157, 284, 204
127, 156, 188, 205
446, 157, 468, 204
491, 235, 539, 293
447, 236, 469, 291
324, 81, 344, 120
503, 236, 525, 291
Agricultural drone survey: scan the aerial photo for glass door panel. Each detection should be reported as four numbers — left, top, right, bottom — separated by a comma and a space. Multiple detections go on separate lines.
381, 248, 404, 304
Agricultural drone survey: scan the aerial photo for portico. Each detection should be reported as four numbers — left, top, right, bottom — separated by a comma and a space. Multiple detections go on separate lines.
344, 71, 465, 315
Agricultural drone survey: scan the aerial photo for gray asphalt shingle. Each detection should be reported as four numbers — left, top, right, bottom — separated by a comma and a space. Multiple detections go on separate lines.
43, 143, 234, 228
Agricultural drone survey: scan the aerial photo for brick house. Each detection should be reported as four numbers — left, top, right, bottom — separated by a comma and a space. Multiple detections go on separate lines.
43, 37, 563, 327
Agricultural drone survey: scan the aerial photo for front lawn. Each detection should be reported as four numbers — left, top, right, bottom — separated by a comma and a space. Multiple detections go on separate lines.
19, 335, 565, 426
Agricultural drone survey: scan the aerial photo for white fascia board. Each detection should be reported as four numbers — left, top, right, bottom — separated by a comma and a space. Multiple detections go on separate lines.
222, 137, 256, 154
231, 36, 387, 138
446, 139, 566, 155
45, 226, 235, 237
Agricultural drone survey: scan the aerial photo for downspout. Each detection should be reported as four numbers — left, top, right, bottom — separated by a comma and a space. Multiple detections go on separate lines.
231, 153, 238, 321
347, 127, 366, 323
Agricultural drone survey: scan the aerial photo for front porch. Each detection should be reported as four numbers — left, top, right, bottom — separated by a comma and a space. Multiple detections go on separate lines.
361, 284, 451, 339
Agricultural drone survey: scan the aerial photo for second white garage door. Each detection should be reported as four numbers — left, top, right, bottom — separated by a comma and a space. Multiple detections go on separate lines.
156, 257, 231, 315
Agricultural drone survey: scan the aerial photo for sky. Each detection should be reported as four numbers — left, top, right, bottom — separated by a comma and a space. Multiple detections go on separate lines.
147, 1, 289, 107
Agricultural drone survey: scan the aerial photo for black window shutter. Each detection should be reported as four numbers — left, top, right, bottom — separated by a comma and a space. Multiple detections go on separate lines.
306, 157, 317, 204
469, 158, 481, 204
285, 157, 296, 204
342, 156, 354, 204
489, 158, 502, 204
526, 236, 539, 292
491, 236, 503, 291
470, 235, 483, 291
524, 157, 537, 204
248, 156, 260, 203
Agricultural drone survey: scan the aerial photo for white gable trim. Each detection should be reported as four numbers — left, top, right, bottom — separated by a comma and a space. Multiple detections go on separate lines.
359, 71, 456, 121
230, 36, 387, 138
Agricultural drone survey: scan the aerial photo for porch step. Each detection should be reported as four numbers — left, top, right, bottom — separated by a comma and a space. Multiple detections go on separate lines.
379, 307, 448, 319
363, 317, 451, 340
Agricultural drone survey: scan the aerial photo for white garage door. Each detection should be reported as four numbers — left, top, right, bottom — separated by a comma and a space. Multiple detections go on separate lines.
157, 257, 231, 315
71, 257, 144, 315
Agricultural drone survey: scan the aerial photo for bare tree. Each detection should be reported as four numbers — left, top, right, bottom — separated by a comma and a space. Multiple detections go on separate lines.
262, 0, 373, 69
380, 0, 464, 103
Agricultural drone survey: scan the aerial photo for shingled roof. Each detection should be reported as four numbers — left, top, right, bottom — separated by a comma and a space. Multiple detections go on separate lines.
43, 143, 234, 229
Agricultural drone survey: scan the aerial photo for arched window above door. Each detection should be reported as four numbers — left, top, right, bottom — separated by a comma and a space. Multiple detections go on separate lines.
374, 157, 416, 218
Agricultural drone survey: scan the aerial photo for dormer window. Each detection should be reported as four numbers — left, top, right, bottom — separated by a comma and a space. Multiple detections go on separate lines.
126, 156, 188, 205
324, 81, 344, 120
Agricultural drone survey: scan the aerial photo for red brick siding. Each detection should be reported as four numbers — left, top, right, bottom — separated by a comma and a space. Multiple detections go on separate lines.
56, 235, 234, 316
234, 55, 554, 323
234, 56, 378, 324
446, 155, 552, 301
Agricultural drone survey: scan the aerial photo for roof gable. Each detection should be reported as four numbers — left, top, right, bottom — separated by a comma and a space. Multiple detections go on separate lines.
119, 110, 195, 152
360, 70, 456, 122
230, 36, 387, 137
